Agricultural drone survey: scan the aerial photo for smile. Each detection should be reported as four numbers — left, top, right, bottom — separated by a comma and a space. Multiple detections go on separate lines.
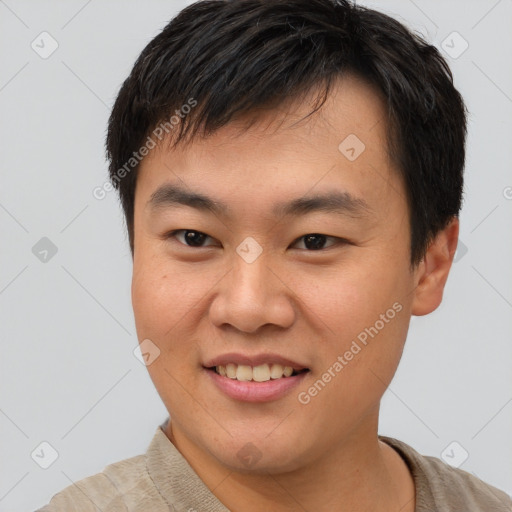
212, 363, 308, 381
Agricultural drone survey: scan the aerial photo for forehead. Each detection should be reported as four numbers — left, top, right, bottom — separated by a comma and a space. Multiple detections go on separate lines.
135, 75, 404, 219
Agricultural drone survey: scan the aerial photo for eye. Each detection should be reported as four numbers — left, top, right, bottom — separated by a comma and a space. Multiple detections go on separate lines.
167, 230, 220, 248
291, 233, 343, 250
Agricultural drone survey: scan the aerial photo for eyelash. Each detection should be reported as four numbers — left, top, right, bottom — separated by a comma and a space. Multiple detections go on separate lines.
165, 230, 348, 251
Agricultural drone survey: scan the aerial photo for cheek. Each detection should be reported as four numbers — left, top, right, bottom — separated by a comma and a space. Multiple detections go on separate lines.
288, 258, 411, 339
292, 276, 411, 448
132, 270, 176, 338
130, 255, 209, 405
131, 252, 210, 339
290, 257, 413, 397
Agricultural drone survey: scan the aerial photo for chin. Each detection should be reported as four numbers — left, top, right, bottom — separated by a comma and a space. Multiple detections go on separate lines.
204, 428, 311, 474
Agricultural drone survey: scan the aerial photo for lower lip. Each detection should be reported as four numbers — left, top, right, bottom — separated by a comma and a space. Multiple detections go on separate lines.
205, 368, 309, 402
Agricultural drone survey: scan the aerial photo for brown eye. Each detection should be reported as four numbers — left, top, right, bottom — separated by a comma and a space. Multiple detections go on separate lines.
292, 233, 338, 250
168, 230, 217, 247
303, 234, 327, 250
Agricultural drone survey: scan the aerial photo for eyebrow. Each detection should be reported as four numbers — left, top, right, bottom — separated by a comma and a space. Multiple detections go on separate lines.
147, 183, 371, 219
148, 184, 229, 216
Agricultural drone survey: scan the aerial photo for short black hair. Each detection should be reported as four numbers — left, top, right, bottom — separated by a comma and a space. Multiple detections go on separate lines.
106, 0, 467, 264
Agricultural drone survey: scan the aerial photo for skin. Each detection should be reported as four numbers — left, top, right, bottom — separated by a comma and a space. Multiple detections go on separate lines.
131, 74, 459, 512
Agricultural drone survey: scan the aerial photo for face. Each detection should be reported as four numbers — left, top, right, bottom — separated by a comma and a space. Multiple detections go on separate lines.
132, 75, 422, 474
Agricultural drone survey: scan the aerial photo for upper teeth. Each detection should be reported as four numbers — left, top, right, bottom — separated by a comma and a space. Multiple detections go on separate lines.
216, 363, 295, 382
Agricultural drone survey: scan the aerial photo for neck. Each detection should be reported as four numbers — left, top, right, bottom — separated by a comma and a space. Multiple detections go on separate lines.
166, 416, 415, 512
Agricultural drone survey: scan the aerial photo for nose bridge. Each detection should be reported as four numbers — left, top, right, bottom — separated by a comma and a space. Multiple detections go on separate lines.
209, 247, 295, 333
232, 253, 268, 303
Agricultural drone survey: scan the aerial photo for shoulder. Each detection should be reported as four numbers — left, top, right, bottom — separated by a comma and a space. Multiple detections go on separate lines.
35, 453, 168, 512
381, 436, 512, 511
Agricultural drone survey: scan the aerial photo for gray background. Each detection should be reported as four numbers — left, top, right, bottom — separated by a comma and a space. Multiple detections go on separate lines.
1, 0, 511, 510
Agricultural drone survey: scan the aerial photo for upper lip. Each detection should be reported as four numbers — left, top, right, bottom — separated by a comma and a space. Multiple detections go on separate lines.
203, 352, 309, 371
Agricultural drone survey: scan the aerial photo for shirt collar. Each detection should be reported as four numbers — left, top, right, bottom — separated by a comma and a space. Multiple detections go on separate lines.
146, 417, 230, 511
146, 419, 430, 512
379, 435, 434, 512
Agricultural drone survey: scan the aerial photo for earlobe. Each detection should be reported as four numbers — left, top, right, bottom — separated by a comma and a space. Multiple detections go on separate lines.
411, 218, 459, 316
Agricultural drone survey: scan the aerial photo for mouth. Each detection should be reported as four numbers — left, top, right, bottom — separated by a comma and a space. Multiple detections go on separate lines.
202, 353, 311, 401
206, 363, 310, 382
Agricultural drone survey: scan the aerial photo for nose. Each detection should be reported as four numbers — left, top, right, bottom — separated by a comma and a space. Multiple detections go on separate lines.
209, 253, 296, 334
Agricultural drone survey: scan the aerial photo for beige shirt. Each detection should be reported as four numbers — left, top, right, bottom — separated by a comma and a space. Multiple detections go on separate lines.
37, 419, 512, 511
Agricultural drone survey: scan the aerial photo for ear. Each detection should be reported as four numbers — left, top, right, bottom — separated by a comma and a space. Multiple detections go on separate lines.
411, 217, 459, 316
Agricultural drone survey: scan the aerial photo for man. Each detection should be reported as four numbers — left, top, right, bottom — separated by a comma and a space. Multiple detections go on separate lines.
38, 0, 512, 510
